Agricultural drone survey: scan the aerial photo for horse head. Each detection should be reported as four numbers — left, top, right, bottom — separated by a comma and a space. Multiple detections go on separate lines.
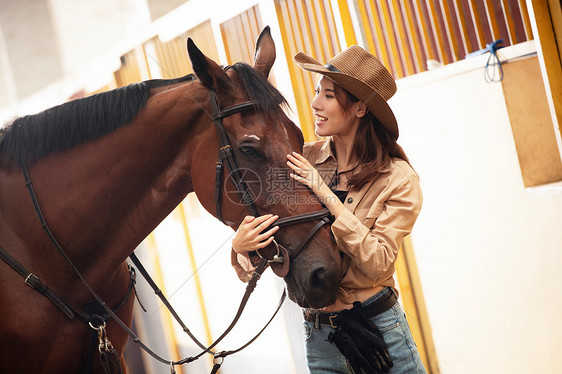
187, 27, 343, 308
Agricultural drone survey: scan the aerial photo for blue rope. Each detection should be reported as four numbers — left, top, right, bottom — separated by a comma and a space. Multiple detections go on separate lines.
484, 39, 504, 82
466, 38, 505, 83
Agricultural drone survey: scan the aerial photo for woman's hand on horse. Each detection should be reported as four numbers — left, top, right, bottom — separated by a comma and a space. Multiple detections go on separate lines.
288, 152, 346, 219
287, 152, 325, 194
232, 214, 279, 254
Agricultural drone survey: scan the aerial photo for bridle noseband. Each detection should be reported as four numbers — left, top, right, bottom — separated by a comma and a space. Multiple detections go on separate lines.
209, 90, 332, 277
12, 88, 334, 374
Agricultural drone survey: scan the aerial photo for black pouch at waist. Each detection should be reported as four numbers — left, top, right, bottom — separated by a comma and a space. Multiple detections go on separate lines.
327, 301, 394, 374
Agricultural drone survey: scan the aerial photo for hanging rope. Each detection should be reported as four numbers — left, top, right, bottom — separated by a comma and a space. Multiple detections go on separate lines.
484, 39, 504, 83
466, 38, 505, 83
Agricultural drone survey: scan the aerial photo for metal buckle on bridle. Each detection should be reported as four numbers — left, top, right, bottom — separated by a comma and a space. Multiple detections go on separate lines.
24, 273, 41, 289
219, 144, 233, 159
89, 321, 114, 354
213, 354, 224, 366
256, 239, 284, 264
209, 353, 226, 374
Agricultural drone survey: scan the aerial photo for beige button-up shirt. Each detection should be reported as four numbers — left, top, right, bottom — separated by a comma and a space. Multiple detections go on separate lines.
305, 139, 422, 311
232, 138, 422, 312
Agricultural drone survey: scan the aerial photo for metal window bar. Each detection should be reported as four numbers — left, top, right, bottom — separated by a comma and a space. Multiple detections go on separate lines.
274, 0, 342, 141
453, 0, 475, 56
379, 0, 408, 78
401, 0, 428, 73
114, 51, 143, 86
390, 0, 418, 75
221, 5, 263, 65
412, 0, 440, 63
351, 0, 533, 76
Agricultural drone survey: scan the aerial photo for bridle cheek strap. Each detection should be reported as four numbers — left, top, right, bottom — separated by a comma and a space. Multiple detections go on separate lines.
209, 90, 260, 223
208, 90, 334, 275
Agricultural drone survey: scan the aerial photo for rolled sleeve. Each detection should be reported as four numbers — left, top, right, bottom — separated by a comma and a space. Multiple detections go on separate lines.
230, 248, 255, 283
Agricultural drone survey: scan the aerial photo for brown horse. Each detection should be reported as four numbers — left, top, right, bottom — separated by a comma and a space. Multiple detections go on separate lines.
0, 28, 342, 373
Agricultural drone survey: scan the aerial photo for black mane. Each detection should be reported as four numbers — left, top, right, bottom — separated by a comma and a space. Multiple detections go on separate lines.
226, 62, 288, 117
0, 83, 151, 164
0, 75, 195, 165
0, 65, 287, 165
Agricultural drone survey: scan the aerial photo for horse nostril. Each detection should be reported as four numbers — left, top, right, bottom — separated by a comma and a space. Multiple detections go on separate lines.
304, 265, 339, 308
310, 266, 328, 289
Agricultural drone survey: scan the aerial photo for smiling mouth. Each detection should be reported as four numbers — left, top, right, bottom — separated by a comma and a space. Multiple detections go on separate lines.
315, 114, 327, 123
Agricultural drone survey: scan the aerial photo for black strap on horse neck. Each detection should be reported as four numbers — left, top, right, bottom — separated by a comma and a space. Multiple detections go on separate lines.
19, 159, 285, 372
19, 160, 150, 372
128, 253, 210, 352
20, 161, 135, 317
275, 208, 331, 228
209, 90, 260, 223
0, 244, 75, 319
0, 243, 137, 322
0, 240, 136, 374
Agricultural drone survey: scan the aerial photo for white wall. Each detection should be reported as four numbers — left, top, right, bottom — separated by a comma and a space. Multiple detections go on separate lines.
47, 0, 150, 89
3, 1, 562, 372
391, 42, 562, 373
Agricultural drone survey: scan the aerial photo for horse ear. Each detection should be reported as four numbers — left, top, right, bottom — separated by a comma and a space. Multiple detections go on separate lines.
187, 38, 229, 91
253, 26, 276, 78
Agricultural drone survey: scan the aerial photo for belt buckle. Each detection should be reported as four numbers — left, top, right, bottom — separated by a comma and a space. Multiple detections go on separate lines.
25, 273, 39, 289
328, 314, 338, 329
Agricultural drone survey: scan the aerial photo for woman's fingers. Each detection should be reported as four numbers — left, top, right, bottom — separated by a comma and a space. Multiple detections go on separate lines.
256, 225, 279, 242
288, 152, 312, 167
247, 214, 276, 229
287, 152, 325, 193
234, 214, 279, 254
286, 154, 304, 171
287, 153, 315, 175
288, 153, 316, 189
256, 235, 276, 249
252, 214, 278, 232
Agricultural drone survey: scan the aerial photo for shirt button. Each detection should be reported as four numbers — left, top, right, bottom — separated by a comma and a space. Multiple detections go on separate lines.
347, 197, 353, 204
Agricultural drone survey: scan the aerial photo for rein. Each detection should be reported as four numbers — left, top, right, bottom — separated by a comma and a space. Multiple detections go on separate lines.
14, 89, 333, 373
19, 158, 285, 372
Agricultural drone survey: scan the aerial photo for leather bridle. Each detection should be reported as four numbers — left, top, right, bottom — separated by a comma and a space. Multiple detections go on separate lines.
12, 89, 334, 374
209, 90, 332, 277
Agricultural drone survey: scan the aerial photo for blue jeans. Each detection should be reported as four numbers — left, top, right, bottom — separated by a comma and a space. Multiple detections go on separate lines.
304, 288, 426, 374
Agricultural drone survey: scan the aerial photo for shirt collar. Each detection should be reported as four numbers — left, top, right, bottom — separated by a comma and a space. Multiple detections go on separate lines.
313, 138, 336, 165
313, 138, 393, 174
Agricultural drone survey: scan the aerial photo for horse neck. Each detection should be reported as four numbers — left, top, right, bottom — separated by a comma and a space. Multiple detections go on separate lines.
11, 83, 209, 288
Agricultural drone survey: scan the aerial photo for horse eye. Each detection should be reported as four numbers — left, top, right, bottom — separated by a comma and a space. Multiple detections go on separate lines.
239, 145, 261, 158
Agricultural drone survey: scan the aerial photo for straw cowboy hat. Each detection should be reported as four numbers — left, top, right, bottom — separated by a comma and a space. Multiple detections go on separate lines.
294, 45, 398, 139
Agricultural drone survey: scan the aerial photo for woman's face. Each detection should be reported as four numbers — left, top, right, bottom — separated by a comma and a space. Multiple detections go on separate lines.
311, 76, 362, 138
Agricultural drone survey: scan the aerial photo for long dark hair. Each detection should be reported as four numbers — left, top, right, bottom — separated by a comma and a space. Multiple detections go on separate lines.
333, 84, 409, 190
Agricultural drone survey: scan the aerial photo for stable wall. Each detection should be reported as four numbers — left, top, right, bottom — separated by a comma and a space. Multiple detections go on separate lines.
3, 1, 561, 372
391, 41, 562, 373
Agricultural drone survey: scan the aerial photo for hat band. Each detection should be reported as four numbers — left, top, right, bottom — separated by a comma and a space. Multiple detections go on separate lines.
324, 63, 341, 73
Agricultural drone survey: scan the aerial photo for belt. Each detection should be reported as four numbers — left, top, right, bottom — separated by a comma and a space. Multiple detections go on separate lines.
304, 290, 397, 328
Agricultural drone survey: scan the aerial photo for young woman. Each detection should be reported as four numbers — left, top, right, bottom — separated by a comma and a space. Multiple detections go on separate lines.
232, 46, 425, 374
